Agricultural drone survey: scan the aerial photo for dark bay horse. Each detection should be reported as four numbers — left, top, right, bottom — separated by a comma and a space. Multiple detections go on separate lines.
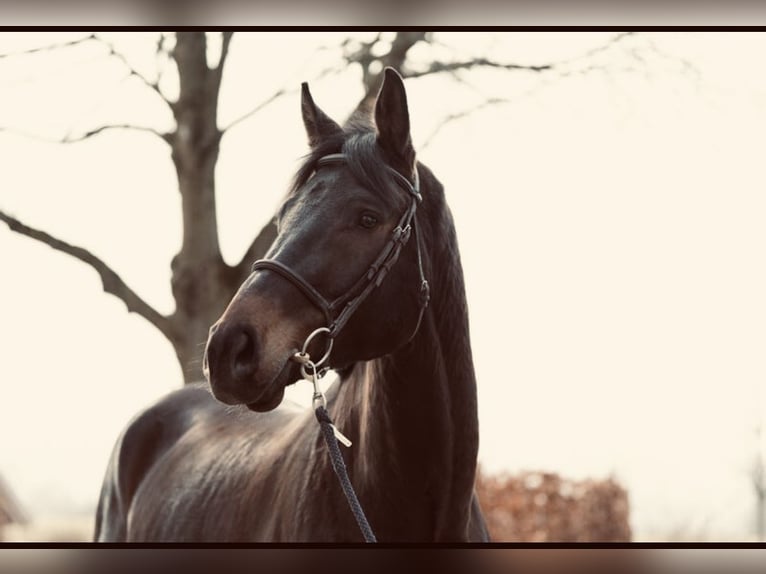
94, 68, 489, 542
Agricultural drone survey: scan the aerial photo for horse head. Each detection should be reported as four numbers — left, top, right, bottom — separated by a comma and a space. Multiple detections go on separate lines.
203, 69, 429, 411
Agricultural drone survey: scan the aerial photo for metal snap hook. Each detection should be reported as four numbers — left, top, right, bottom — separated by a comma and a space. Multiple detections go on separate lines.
300, 359, 326, 410
312, 391, 327, 411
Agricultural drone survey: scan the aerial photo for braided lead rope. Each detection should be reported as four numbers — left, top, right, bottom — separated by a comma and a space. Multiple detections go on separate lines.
295, 351, 377, 542
315, 405, 377, 543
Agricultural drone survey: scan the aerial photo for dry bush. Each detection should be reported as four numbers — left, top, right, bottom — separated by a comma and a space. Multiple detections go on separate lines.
475, 467, 631, 541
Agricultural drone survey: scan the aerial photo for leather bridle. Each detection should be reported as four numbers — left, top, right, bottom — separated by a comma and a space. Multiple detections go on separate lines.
250, 153, 430, 370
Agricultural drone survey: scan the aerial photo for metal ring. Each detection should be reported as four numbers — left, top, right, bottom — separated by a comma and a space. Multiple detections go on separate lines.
300, 327, 334, 369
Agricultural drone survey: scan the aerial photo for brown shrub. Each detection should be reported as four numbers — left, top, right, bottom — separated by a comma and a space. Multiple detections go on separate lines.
475, 467, 631, 541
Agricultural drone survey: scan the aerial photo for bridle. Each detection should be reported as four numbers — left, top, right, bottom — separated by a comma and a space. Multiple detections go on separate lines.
250, 152, 430, 375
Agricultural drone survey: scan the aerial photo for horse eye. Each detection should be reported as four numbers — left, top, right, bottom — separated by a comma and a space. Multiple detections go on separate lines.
359, 213, 379, 229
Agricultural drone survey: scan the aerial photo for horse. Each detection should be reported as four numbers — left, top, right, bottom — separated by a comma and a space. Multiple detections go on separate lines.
94, 68, 489, 542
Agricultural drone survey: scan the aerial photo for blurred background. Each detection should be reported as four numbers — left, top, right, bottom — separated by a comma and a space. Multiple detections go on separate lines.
1, 31, 765, 542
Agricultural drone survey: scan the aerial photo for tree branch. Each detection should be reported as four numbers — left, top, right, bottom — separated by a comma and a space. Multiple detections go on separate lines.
0, 124, 172, 145
217, 31, 234, 73
419, 97, 511, 150
94, 35, 172, 107
233, 218, 278, 282
62, 123, 173, 144
0, 33, 96, 58
564, 32, 636, 65
416, 33, 644, 149
220, 61, 346, 136
0, 210, 172, 338
404, 33, 636, 81
220, 87, 291, 134
348, 32, 427, 114
210, 32, 234, 97
404, 58, 552, 79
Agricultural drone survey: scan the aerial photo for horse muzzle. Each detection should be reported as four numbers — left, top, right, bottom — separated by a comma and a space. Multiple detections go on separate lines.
203, 320, 263, 405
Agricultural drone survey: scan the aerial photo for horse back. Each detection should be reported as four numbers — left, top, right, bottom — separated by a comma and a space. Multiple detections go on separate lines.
93, 383, 217, 541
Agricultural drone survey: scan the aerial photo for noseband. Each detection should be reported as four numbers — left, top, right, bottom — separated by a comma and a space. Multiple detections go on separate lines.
250, 153, 430, 370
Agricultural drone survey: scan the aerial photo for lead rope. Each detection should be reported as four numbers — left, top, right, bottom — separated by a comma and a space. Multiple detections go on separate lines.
315, 405, 377, 543
294, 336, 377, 543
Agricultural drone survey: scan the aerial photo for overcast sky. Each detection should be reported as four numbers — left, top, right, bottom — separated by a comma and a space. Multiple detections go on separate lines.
1, 32, 765, 541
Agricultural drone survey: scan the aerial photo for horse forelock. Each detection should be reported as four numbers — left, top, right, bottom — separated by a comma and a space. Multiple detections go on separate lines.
291, 125, 409, 212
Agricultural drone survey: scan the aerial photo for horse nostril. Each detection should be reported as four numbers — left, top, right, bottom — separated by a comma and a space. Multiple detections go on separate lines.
203, 333, 221, 381
231, 325, 258, 381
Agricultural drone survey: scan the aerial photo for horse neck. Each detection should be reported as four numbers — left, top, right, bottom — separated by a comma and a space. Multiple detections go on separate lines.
334, 203, 480, 541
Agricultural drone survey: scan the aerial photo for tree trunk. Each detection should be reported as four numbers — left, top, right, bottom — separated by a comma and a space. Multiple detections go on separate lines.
355, 32, 427, 114
165, 32, 242, 383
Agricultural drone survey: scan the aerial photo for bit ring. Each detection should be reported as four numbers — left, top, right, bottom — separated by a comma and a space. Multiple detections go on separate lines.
299, 327, 333, 369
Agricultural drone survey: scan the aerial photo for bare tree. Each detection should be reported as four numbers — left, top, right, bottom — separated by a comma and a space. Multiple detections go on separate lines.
0, 31, 656, 384
1, 32, 277, 383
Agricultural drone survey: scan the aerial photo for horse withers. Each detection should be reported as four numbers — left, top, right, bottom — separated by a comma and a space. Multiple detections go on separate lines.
94, 68, 489, 542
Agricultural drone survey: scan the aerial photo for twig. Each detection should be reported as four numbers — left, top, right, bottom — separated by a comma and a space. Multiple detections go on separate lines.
420, 97, 511, 150
94, 35, 171, 106
0, 33, 96, 59
62, 124, 172, 144
0, 124, 171, 145
558, 32, 636, 67
417, 32, 645, 150
220, 44, 348, 135
220, 87, 293, 134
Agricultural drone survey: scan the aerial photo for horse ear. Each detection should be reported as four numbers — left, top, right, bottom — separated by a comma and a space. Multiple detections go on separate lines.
375, 68, 415, 170
301, 82, 343, 147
